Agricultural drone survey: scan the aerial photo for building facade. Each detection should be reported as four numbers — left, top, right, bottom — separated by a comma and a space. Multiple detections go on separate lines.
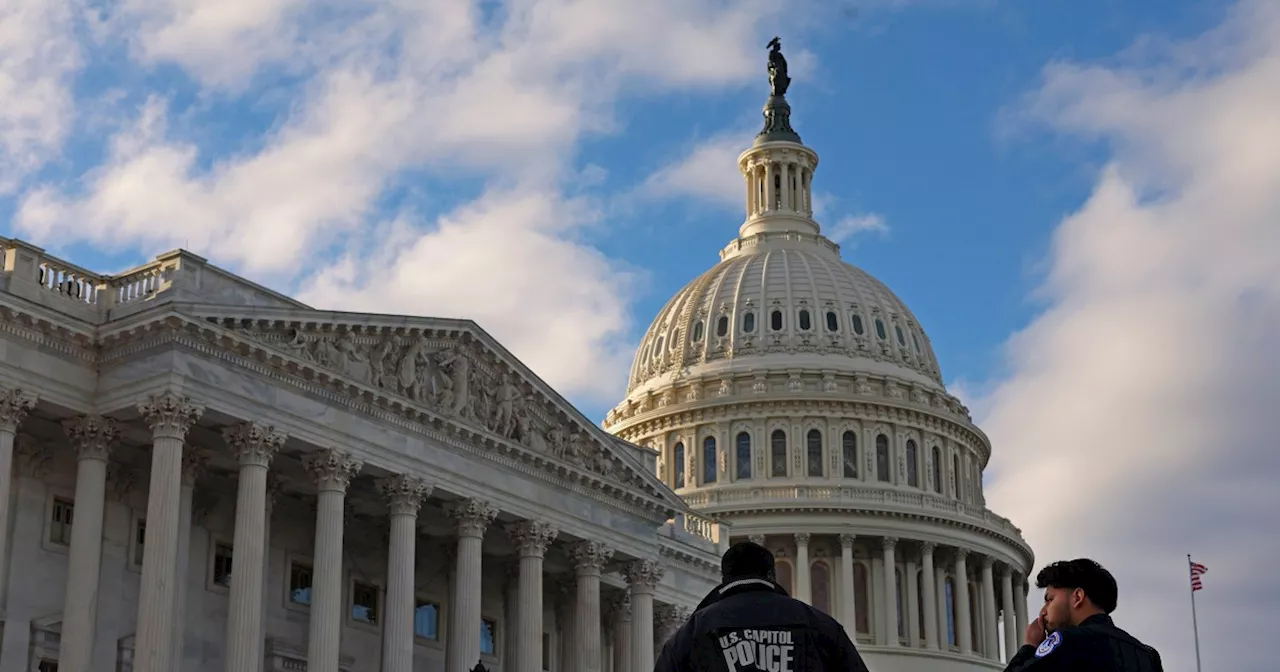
604, 82, 1035, 672
0, 239, 724, 672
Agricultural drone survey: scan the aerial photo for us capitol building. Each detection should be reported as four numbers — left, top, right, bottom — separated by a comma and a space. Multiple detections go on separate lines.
0, 45, 1031, 672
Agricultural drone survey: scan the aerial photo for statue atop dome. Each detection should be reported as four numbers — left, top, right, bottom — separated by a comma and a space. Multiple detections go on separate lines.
767, 37, 790, 97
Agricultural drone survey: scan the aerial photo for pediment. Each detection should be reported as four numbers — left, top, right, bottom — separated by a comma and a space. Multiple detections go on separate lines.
128, 303, 683, 516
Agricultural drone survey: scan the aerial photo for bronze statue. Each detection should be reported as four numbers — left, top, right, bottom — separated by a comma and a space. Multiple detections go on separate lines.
767, 37, 790, 97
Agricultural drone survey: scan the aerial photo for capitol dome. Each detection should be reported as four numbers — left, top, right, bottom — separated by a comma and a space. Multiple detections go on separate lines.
606, 43, 1033, 672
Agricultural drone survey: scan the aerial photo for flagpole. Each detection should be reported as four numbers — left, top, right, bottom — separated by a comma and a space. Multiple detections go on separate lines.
1188, 554, 1202, 672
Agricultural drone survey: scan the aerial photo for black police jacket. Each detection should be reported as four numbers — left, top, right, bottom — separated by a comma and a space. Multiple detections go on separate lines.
654, 577, 869, 672
1003, 614, 1164, 672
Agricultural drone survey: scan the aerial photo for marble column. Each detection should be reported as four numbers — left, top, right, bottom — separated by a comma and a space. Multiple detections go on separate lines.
610, 594, 631, 672
558, 582, 578, 672
378, 476, 431, 672
507, 520, 558, 672
838, 534, 856, 635
933, 560, 948, 649
906, 556, 920, 647
623, 561, 663, 672
223, 423, 285, 672
57, 415, 119, 672
1001, 567, 1017, 661
920, 542, 939, 650
981, 557, 998, 659
880, 537, 899, 647
794, 533, 811, 604
133, 392, 204, 672
172, 450, 207, 671
954, 549, 972, 656
259, 473, 282, 672
1014, 579, 1029, 647
304, 448, 364, 672
0, 388, 35, 610
446, 498, 498, 672
571, 541, 615, 672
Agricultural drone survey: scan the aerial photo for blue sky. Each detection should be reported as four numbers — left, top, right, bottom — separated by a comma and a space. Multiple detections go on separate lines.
3, 1, 1278, 671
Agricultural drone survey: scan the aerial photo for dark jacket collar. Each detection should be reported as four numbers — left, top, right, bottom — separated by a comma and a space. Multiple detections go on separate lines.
1079, 613, 1114, 628
694, 576, 790, 612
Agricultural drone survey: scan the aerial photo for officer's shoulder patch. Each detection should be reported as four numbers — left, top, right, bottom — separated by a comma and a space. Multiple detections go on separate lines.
1034, 631, 1063, 658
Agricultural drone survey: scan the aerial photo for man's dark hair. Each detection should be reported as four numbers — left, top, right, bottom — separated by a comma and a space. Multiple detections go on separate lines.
721, 541, 775, 581
1035, 558, 1118, 613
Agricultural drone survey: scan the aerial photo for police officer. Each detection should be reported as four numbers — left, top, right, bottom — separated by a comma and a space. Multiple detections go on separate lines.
1005, 558, 1164, 671
654, 541, 868, 672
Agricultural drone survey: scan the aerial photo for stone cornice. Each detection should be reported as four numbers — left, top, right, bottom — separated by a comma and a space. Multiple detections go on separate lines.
92, 306, 682, 522
0, 300, 97, 363
657, 541, 720, 580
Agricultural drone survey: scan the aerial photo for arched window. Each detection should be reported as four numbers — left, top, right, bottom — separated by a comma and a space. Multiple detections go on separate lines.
841, 431, 858, 478
736, 432, 752, 480
906, 440, 919, 487
825, 311, 839, 332
874, 319, 887, 340
716, 315, 729, 338
655, 336, 664, 353
932, 446, 943, 493
896, 567, 905, 638
743, 312, 756, 333
798, 310, 812, 331
852, 314, 865, 335
770, 310, 784, 331
775, 561, 794, 595
673, 443, 685, 488
854, 563, 871, 635
770, 429, 787, 477
811, 561, 833, 615
806, 429, 823, 477
702, 437, 717, 484
952, 454, 960, 499
876, 434, 891, 482
945, 577, 957, 646
895, 325, 906, 346
692, 321, 704, 342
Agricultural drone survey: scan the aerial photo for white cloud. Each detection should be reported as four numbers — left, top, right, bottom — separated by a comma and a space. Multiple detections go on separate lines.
981, 2, 1280, 670
826, 212, 887, 244
638, 130, 751, 209
0, 0, 81, 190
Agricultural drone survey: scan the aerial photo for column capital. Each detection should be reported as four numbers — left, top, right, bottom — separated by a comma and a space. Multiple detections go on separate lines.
838, 533, 856, 548
303, 448, 364, 493
0, 388, 37, 432
748, 534, 766, 546
921, 541, 937, 555
569, 540, 615, 576
980, 555, 995, 571
881, 536, 898, 551
622, 560, 665, 592
15, 434, 52, 478
794, 532, 811, 545
265, 471, 284, 510
449, 498, 498, 538
506, 520, 559, 559
181, 449, 209, 486
608, 591, 632, 622
137, 391, 205, 439
954, 547, 970, 561
377, 475, 432, 516
107, 462, 139, 501
223, 422, 286, 467
62, 415, 120, 462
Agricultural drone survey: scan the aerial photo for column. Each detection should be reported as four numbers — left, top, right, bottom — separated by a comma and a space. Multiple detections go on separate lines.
446, 498, 498, 672
838, 534, 856, 636
58, 415, 119, 672
920, 542, 939, 650
1014, 578, 1029, 647
954, 549, 972, 655
172, 450, 208, 671
906, 555, 920, 647
610, 594, 631, 672
623, 561, 663, 672
0, 388, 36, 609
880, 538, 899, 647
794, 533, 811, 604
1001, 567, 1017, 661
558, 582, 578, 672
133, 392, 204, 672
572, 541, 615, 672
981, 557, 998, 659
508, 520, 559, 672
223, 423, 286, 672
259, 473, 282, 672
304, 448, 364, 672
934, 558, 948, 650
378, 476, 431, 672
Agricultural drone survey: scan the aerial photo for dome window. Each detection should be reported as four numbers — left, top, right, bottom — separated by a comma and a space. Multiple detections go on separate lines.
655, 336, 664, 353
874, 319, 887, 340
798, 310, 812, 331
851, 315, 865, 335
716, 315, 729, 338
806, 429, 823, 477
895, 325, 906, 346
736, 432, 752, 480
825, 311, 839, 332
673, 442, 685, 488
743, 312, 756, 333
875, 434, 891, 482
770, 310, 784, 331
931, 445, 943, 493
841, 431, 858, 478
906, 439, 919, 487
770, 429, 787, 477
912, 332, 921, 353
692, 321, 704, 343
703, 437, 717, 484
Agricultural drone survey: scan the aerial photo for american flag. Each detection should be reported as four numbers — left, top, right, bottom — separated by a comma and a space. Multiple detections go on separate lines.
1189, 559, 1208, 592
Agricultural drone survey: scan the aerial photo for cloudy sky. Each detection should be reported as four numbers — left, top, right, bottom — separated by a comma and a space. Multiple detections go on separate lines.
3, 0, 1277, 669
